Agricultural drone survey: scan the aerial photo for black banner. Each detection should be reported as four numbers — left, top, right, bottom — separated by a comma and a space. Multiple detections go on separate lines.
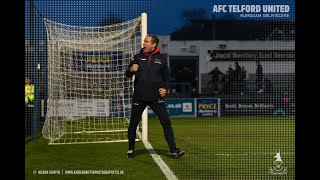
207, 50, 295, 61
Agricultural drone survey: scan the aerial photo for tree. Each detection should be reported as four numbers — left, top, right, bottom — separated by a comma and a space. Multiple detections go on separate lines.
180, 8, 209, 25
99, 13, 123, 26
171, 8, 212, 40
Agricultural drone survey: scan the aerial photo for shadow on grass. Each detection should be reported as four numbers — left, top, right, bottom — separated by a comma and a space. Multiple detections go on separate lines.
133, 148, 171, 158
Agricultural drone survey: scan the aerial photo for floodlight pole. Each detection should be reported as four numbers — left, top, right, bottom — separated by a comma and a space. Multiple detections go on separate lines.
30, 0, 38, 142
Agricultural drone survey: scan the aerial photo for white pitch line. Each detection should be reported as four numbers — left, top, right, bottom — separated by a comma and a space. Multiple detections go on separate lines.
137, 131, 178, 180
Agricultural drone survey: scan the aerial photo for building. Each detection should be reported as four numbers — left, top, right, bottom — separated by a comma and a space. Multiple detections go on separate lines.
157, 36, 295, 97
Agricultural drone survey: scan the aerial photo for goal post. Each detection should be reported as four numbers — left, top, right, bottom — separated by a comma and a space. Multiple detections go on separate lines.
140, 12, 148, 141
42, 13, 148, 144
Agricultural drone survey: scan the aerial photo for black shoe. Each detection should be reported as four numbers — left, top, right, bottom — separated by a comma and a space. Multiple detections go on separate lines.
169, 148, 185, 158
126, 150, 134, 158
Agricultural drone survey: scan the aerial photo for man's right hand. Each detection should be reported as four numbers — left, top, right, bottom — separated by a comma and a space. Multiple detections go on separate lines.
130, 64, 139, 73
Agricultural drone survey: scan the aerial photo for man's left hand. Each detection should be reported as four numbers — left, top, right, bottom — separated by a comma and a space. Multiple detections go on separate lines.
159, 88, 167, 97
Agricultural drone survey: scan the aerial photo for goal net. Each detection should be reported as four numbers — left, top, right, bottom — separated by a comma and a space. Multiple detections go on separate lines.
42, 14, 145, 144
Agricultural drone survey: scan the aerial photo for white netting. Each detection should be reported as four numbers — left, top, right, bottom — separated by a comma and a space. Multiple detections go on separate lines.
42, 16, 142, 144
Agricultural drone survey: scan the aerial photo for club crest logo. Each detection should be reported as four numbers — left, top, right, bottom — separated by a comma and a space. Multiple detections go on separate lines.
269, 149, 288, 175
154, 59, 162, 64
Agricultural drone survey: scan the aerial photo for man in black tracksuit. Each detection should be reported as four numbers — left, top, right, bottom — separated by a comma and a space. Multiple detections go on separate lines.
125, 34, 185, 158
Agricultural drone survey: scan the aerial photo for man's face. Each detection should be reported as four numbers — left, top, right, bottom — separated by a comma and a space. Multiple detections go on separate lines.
143, 36, 156, 54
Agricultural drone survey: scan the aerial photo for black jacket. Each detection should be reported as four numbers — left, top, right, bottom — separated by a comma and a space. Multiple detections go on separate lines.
125, 48, 169, 101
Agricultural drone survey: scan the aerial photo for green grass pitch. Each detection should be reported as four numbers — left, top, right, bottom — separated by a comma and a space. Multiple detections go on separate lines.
26, 116, 294, 179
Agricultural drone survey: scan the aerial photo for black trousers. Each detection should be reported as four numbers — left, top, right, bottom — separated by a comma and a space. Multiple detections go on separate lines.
128, 97, 176, 150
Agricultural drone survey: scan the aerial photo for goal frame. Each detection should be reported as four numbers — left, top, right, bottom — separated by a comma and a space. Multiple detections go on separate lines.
42, 12, 148, 144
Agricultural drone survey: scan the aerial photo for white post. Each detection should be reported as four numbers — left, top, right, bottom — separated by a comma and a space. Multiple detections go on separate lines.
141, 12, 148, 141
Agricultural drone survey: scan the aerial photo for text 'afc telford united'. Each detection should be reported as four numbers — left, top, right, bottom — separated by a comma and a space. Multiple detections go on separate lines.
213, 5, 290, 13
